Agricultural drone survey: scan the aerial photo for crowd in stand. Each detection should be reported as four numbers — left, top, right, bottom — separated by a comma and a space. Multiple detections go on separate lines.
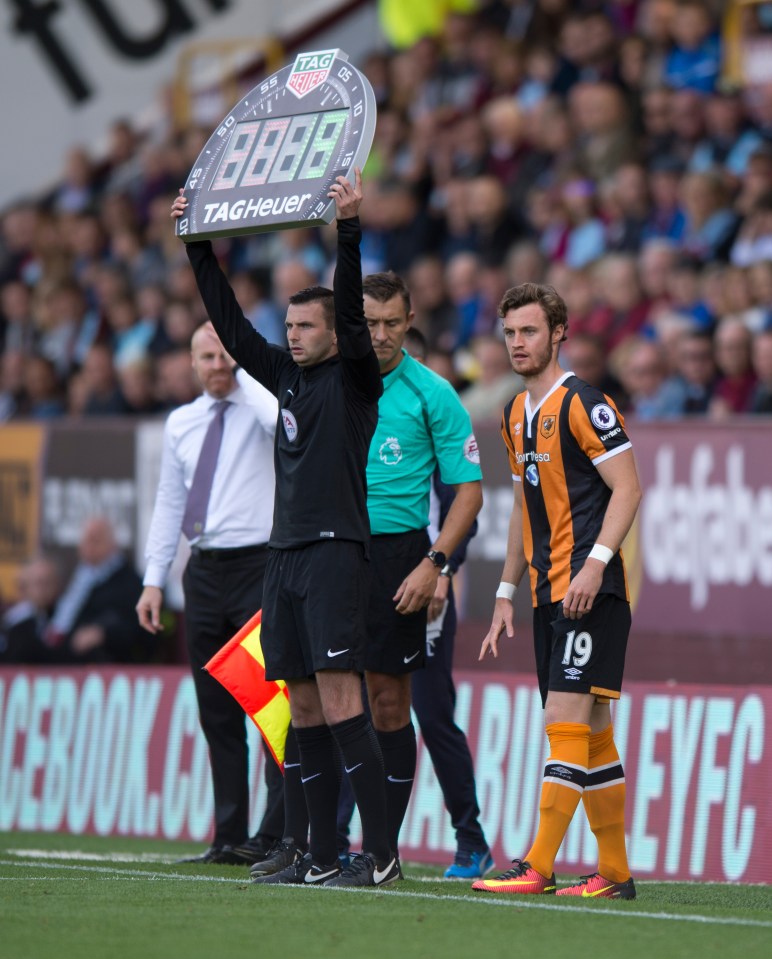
1, 0, 772, 425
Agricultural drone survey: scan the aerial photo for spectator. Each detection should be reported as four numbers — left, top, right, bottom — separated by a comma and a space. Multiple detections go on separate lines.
0, 350, 25, 421
668, 88, 707, 165
642, 86, 676, 162
560, 331, 628, 411
587, 254, 650, 349
36, 280, 84, 378
658, 328, 717, 414
230, 269, 284, 345
0, 556, 63, 664
750, 329, 772, 414
465, 175, 524, 266
20, 354, 65, 419
481, 97, 529, 188
561, 176, 607, 269
710, 317, 757, 417
461, 333, 524, 422
105, 293, 155, 370
637, 0, 677, 80
730, 190, 772, 267
604, 162, 651, 253
47, 516, 151, 663
679, 171, 739, 262
614, 336, 671, 419
690, 89, 765, 182
444, 251, 483, 349
156, 347, 198, 408
664, 255, 714, 328
568, 81, 636, 181
645, 154, 687, 242
118, 357, 163, 415
735, 144, 772, 218
151, 298, 198, 356
408, 255, 460, 350
80, 343, 129, 416
1, 279, 35, 354
663, 0, 721, 94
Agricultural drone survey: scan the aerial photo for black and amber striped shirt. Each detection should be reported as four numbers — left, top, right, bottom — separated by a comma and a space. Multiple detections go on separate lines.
501, 372, 631, 607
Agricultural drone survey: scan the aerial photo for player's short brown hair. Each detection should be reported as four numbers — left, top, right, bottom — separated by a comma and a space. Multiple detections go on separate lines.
498, 283, 568, 339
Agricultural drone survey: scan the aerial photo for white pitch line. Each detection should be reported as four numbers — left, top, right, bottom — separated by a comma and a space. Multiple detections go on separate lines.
7, 848, 180, 864
1, 859, 770, 929
0, 860, 245, 883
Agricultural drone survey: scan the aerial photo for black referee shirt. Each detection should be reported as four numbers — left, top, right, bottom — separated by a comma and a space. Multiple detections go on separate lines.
185, 218, 382, 549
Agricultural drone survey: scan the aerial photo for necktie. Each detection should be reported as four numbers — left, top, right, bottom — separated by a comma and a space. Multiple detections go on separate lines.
182, 399, 230, 540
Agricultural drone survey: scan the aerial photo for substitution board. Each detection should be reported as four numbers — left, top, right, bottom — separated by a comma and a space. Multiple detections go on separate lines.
176, 48, 376, 240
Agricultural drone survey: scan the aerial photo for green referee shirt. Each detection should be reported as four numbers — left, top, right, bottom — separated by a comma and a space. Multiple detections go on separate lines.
367, 350, 482, 535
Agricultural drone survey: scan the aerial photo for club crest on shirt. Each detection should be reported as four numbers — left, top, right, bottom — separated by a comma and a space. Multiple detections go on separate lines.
281, 408, 298, 442
379, 436, 402, 465
464, 433, 480, 464
590, 403, 616, 432
540, 415, 555, 438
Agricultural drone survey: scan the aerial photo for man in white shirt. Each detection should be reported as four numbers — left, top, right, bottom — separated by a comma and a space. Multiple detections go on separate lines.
136, 321, 282, 864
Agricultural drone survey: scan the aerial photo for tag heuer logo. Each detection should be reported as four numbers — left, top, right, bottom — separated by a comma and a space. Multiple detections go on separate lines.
287, 49, 337, 98
540, 415, 555, 438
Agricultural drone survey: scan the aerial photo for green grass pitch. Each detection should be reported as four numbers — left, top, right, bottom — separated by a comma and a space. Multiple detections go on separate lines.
1, 832, 770, 959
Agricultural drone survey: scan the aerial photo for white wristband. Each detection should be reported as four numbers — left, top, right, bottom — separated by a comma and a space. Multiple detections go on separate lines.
588, 544, 614, 565
496, 582, 517, 600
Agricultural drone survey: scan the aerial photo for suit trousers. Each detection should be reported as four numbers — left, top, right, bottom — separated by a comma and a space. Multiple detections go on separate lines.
410, 589, 486, 851
183, 546, 284, 846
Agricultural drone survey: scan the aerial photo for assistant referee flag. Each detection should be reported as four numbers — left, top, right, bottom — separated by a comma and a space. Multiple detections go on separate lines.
204, 610, 290, 767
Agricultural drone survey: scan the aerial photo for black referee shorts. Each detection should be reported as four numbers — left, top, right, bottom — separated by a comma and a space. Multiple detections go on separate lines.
261, 540, 370, 681
533, 593, 631, 708
363, 528, 430, 675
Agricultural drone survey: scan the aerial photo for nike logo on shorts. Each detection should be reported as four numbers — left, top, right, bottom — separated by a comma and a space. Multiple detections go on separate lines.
403, 651, 420, 664
301, 772, 322, 784
327, 648, 350, 658
344, 763, 363, 774
284, 762, 301, 769
387, 775, 413, 783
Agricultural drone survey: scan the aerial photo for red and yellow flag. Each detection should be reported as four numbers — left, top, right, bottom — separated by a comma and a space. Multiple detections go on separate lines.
205, 610, 290, 767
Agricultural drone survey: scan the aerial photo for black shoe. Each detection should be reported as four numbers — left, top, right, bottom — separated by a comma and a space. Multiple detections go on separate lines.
324, 852, 401, 888
252, 852, 341, 886
230, 835, 277, 865
249, 839, 301, 878
175, 845, 247, 865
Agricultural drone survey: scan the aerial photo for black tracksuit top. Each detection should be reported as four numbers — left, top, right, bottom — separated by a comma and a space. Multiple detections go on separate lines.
185, 217, 382, 549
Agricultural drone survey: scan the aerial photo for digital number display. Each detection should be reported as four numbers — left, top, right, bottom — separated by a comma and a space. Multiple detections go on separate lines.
211, 109, 349, 191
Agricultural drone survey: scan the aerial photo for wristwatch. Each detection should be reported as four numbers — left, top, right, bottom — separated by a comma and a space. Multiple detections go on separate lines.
440, 564, 453, 579
426, 549, 447, 569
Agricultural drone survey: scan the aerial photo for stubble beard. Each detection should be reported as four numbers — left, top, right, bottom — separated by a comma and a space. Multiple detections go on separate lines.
517, 338, 557, 382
